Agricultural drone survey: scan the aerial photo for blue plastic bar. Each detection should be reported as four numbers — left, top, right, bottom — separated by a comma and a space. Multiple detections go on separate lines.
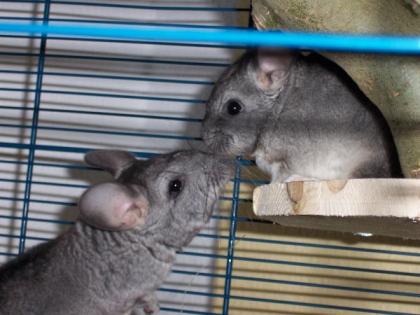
0, 22, 419, 54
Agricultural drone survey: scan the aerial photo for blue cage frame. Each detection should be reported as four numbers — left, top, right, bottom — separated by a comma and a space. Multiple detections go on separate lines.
1, 1, 420, 315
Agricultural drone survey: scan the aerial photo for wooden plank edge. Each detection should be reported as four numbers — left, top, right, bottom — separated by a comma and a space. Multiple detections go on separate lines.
253, 179, 420, 239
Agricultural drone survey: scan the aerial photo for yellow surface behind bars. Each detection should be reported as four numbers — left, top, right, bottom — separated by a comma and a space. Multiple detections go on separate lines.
212, 167, 420, 315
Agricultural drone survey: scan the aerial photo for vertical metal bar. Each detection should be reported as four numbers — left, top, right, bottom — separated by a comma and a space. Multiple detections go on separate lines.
222, 157, 241, 315
222, 3, 252, 312
18, 0, 51, 254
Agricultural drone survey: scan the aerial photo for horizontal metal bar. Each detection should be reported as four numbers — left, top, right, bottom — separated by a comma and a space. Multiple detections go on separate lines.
0, 123, 202, 141
0, 251, 17, 257
0, 34, 244, 50
160, 287, 415, 315
0, 206, 238, 224
0, 178, 87, 189
140, 230, 420, 258
171, 269, 420, 299
0, 52, 229, 67
0, 196, 76, 207
159, 287, 223, 299
0, 173, 254, 190
0, 158, 95, 170
0, 87, 206, 104
0, 176, 255, 192
0, 106, 203, 123
235, 236, 420, 258
0, 194, 249, 208
0, 159, 107, 171
0, 142, 158, 159
0, 158, 253, 172
0, 233, 50, 242
0, 214, 74, 225
0, 16, 247, 30
0, 146, 249, 169
0, 0, 45, 2
179, 250, 420, 279
0, 69, 214, 85
229, 294, 415, 315
233, 255, 420, 278
0, 178, 239, 200
0, 232, 228, 244
0, 22, 419, 54
45, 1, 251, 12
159, 307, 219, 315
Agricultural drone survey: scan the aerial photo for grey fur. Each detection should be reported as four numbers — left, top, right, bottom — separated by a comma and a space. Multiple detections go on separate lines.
0, 150, 233, 315
202, 50, 401, 182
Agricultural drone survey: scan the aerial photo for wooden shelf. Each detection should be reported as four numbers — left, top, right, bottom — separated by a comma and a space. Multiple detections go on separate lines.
253, 179, 420, 239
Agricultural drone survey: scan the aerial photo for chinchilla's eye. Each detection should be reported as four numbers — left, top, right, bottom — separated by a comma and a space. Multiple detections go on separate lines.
168, 178, 183, 197
226, 100, 242, 116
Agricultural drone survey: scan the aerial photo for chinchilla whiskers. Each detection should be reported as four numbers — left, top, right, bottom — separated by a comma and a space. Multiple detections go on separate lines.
201, 133, 230, 152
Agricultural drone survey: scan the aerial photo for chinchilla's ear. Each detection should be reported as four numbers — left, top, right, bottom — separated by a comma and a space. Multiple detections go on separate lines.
78, 182, 149, 231
254, 49, 294, 93
84, 150, 136, 178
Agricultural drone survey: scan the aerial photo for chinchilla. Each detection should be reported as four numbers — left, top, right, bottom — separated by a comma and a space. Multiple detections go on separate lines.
0, 150, 233, 315
202, 49, 401, 182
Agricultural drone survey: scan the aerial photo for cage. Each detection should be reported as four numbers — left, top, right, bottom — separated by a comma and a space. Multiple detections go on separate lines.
0, 1, 420, 315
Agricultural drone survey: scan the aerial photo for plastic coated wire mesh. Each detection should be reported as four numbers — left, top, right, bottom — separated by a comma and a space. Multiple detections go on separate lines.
1, 1, 420, 315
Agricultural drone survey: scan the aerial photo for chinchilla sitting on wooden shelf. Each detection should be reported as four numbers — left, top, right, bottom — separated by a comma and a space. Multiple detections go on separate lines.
202, 49, 401, 182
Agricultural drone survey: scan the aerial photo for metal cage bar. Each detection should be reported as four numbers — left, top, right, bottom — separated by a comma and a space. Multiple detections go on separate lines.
18, 0, 51, 254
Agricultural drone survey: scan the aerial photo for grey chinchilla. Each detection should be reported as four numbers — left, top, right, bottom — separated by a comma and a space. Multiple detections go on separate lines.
202, 50, 401, 182
0, 150, 233, 315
